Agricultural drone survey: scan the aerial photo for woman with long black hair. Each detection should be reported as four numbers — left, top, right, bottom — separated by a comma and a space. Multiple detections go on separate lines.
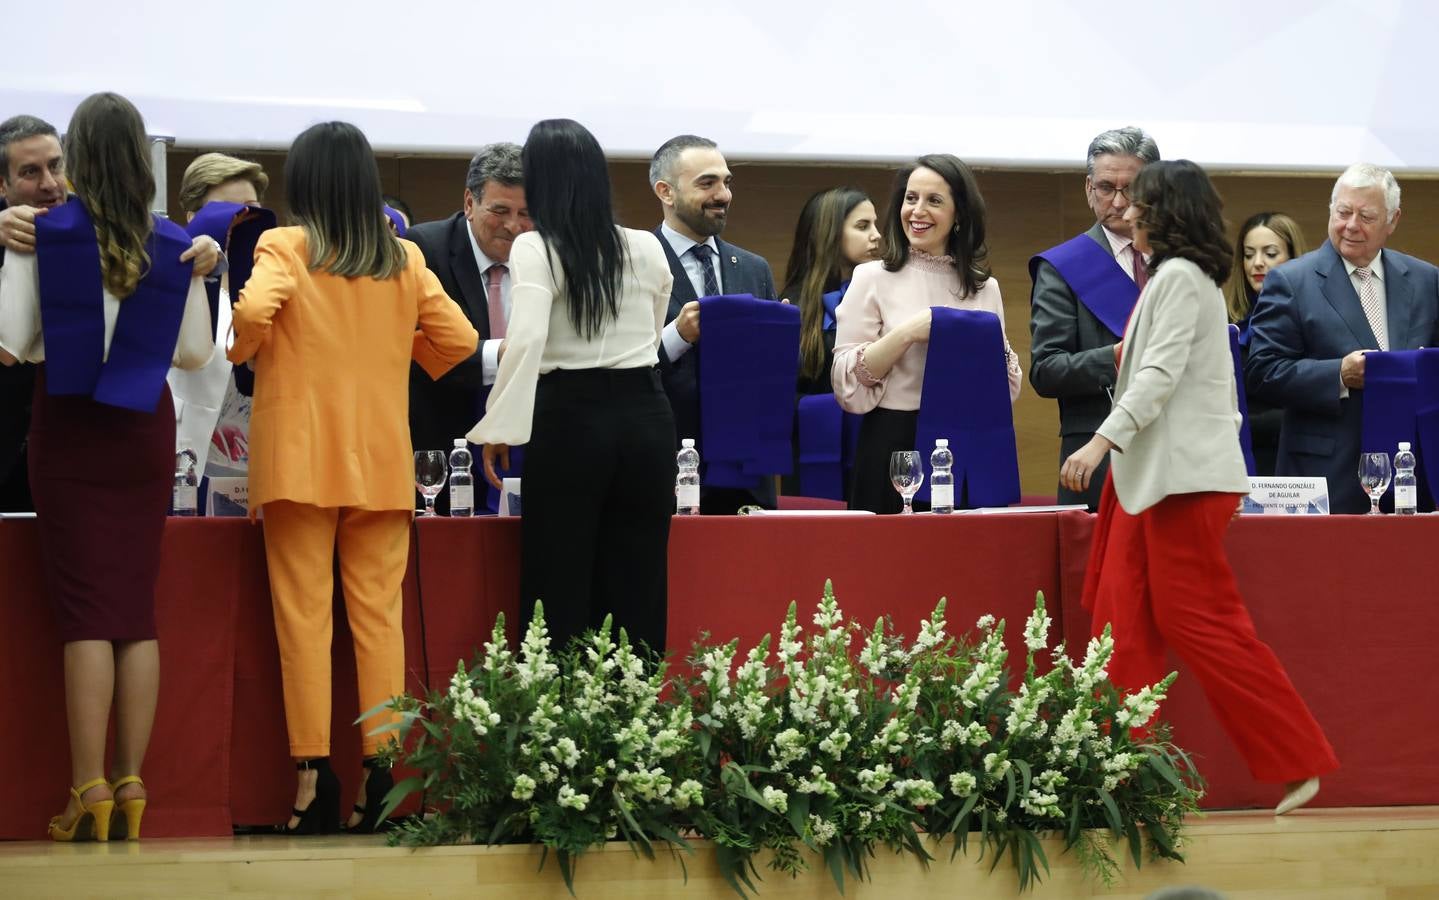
470, 118, 676, 655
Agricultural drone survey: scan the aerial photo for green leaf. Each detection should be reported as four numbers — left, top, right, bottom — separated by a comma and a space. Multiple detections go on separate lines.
1146, 749, 1192, 795
1004, 768, 1017, 809
949, 792, 980, 834
786, 792, 811, 837
1125, 819, 1143, 870
825, 842, 847, 895
1013, 758, 1033, 797
1097, 787, 1123, 836
377, 775, 425, 824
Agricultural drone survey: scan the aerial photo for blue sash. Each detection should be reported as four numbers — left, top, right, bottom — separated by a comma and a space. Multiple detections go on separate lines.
914, 307, 1020, 507
1362, 350, 1423, 455
1229, 325, 1257, 475
384, 206, 408, 237
821, 281, 849, 331
35, 199, 193, 412
698, 294, 800, 488
186, 202, 276, 398
1030, 233, 1138, 338
1415, 349, 1439, 504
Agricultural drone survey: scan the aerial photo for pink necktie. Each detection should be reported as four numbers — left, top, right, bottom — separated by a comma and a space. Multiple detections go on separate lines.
486, 264, 507, 340
1131, 245, 1148, 291
1354, 266, 1388, 350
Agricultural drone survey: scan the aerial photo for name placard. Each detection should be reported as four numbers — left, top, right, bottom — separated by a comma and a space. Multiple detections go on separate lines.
1241, 477, 1330, 515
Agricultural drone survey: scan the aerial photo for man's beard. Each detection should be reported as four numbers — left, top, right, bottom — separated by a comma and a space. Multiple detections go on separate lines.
677, 197, 727, 237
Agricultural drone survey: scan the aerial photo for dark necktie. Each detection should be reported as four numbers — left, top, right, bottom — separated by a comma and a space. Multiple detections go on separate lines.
690, 243, 720, 298
1130, 244, 1148, 292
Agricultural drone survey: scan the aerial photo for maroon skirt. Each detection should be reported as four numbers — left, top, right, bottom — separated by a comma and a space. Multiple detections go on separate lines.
28, 366, 174, 642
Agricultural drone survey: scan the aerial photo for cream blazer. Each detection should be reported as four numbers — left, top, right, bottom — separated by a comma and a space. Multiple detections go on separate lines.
1096, 257, 1250, 514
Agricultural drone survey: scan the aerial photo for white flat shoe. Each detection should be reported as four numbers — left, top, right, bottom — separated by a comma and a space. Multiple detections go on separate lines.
1275, 777, 1320, 815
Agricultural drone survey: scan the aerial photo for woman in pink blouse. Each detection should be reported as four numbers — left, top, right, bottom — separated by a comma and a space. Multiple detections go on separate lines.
832, 154, 1021, 513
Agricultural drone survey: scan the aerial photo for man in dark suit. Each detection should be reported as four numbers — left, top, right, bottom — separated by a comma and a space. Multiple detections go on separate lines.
1028, 126, 1160, 510
0, 115, 66, 511
406, 143, 530, 513
649, 135, 778, 514
1246, 163, 1439, 514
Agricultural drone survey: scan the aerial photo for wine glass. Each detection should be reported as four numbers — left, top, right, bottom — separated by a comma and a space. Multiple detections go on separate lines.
414, 450, 448, 517
1358, 452, 1392, 516
889, 450, 924, 514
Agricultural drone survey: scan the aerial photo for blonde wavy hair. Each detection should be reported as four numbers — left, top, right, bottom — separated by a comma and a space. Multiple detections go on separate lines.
178, 152, 269, 214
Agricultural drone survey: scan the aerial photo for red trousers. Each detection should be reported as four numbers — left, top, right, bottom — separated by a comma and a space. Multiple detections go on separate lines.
1083, 482, 1338, 784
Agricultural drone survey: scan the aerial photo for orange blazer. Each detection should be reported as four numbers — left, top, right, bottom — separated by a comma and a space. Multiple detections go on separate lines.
229, 227, 478, 513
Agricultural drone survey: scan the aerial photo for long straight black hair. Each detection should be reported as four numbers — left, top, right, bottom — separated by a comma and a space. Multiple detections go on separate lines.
521, 119, 623, 339
285, 121, 405, 279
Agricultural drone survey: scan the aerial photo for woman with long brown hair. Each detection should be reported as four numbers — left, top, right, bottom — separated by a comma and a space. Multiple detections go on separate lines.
0, 92, 214, 841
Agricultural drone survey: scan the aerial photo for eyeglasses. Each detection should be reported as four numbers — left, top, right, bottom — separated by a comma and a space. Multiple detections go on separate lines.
1089, 180, 1135, 202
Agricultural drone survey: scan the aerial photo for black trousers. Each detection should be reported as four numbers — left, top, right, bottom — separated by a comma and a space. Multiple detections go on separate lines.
519, 367, 676, 656
850, 408, 931, 514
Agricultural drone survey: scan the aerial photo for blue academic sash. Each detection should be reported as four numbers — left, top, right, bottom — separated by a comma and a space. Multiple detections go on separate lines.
914, 307, 1020, 508
1363, 350, 1423, 455
698, 294, 801, 488
821, 281, 849, 331
384, 206, 408, 237
1030, 233, 1139, 338
1228, 325, 1257, 475
186, 202, 277, 398
1415, 349, 1439, 505
35, 198, 193, 412
797, 394, 844, 500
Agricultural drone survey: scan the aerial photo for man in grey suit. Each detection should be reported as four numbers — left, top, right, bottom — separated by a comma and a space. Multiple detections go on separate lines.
1246, 163, 1439, 514
650, 134, 778, 514
1029, 126, 1160, 509
407, 142, 531, 512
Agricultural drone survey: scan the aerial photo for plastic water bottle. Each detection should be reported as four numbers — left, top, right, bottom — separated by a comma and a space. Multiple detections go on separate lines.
930, 439, 955, 514
449, 439, 474, 517
1394, 441, 1418, 515
173, 450, 198, 516
676, 439, 700, 515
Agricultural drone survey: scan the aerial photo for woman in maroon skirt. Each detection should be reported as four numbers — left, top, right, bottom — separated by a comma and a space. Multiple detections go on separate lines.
1061, 160, 1338, 815
0, 93, 213, 841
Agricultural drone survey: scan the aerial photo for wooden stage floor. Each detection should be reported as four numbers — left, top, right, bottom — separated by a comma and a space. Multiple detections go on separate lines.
2, 807, 1437, 899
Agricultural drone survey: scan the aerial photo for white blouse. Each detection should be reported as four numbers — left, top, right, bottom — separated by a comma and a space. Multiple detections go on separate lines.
467, 228, 673, 446
0, 250, 214, 370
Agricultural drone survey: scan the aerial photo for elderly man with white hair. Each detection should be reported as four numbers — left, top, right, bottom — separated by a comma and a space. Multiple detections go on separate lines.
1246, 163, 1439, 513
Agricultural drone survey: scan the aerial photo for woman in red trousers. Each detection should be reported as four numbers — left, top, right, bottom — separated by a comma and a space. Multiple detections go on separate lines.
1062, 159, 1338, 815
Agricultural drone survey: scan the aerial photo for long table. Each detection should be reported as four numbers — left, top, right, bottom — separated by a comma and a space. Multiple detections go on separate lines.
1, 512, 1433, 839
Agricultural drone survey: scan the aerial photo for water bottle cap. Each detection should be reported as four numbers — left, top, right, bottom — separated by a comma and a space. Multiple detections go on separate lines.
1399, 442, 1412, 450
454, 438, 466, 448
935, 439, 949, 448
681, 438, 695, 448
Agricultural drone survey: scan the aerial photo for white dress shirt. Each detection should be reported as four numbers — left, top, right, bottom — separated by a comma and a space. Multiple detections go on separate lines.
466, 223, 511, 386
1100, 225, 1147, 282
658, 221, 723, 363
1337, 249, 1387, 399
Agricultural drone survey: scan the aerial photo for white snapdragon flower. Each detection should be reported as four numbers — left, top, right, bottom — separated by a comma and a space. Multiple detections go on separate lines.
858, 764, 893, 794
818, 729, 852, 759
940, 720, 966, 749
1116, 684, 1163, 729
538, 761, 560, 784
762, 785, 789, 813
556, 784, 590, 811
516, 612, 559, 689
511, 773, 537, 801
809, 814, 838, 848
860, 623, 888, 675
551, 737, 581, 769
673, 779, 705, 810
949, 772, 978, 797
976, 614, 996, 631
1020, 788, 1063, 818
892, 778, 942, 809
983, 752, 1011, 779
1023, 597, 1052, 652
770, 728, 808, 770
795, 765, 838, 797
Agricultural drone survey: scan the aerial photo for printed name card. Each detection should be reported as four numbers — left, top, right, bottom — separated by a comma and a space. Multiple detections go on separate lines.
1241, 477, 1330, 515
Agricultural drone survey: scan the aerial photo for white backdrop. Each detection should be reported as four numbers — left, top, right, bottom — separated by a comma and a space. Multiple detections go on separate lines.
3, 0, 1431, 170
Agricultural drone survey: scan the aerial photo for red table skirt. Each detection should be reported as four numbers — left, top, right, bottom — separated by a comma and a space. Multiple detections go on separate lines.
1, 511, 1433, 838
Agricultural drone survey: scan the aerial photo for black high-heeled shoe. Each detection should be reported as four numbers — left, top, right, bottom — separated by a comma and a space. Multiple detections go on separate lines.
345, 756, 394, 834
276, 757, 340, 836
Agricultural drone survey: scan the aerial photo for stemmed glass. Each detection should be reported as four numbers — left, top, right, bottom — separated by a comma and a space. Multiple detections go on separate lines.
889, 450, 924, 514
414, 450, 448, 517
1358, 452, 1392, 516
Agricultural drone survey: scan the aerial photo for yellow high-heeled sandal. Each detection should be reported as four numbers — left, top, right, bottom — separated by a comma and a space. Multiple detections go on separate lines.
48, 777, 114, 842
109, 775, 147, 841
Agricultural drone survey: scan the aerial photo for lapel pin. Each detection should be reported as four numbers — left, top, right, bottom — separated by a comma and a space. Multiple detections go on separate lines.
730, 255, 737, 264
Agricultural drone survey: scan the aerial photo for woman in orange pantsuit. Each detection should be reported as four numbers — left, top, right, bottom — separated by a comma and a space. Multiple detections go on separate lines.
1062, 160, 1338, 816
228, 121, 477, 834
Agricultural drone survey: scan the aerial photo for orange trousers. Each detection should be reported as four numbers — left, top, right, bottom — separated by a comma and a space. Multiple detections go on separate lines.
1083, 484, 1339, 784
262, 501, 410, 758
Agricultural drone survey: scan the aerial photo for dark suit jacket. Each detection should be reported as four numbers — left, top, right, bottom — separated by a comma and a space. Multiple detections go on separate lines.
406, 213, 492, 456
655, 226, 777, 510
0, 235, 37, 511
1246, 240, 1439, 513
1028, 222, 1122, 508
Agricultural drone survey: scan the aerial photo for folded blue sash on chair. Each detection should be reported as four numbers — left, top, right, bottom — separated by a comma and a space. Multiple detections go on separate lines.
36, 198, 193, 412
1030, 234, 1138, 338
1229, 325, 1257, 475
1367, 349, 1432, 507
698, 294, 800, 489
914, 307, 1019, 508
797, 393, 844, 500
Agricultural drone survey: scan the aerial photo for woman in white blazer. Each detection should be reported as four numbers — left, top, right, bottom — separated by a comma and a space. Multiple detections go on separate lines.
1061, 160, 1337, 816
